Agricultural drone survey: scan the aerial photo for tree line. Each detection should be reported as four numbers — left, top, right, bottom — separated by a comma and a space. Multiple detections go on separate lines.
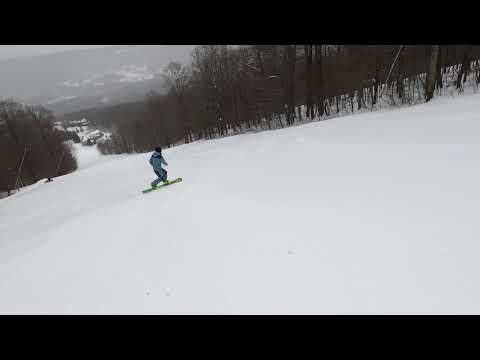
58, 45, 480, 155
0, 101, 77, 196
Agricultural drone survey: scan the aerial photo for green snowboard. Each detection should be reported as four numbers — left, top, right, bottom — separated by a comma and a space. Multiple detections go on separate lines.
142, 178, 183, 194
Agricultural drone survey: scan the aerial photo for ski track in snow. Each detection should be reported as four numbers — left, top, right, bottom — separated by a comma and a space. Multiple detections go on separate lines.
1, 93, 480, 314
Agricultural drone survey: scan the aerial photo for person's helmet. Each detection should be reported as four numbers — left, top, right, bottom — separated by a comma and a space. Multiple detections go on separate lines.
155, 147, 162, 153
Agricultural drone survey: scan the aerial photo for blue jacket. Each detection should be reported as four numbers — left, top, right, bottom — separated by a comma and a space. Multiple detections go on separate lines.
149, 151, 168, 171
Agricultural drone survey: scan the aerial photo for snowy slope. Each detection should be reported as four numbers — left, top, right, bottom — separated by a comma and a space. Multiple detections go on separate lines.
1, 92, 480, 314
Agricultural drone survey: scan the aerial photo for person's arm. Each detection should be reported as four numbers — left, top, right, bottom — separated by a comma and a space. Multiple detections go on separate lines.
161, 155, 168, 166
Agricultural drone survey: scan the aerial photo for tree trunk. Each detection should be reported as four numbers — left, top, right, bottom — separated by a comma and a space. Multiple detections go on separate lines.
289, 46, 296, 124
436, 46, 443, 89
373, 50, 380, 105
232, 86, 240, 129
304, 45, 314, 119
314, 45, 324, 116
425, 45, 440, 102
283, 45, 296, 125
255, 47, 265, 76
396, 48, 405, 101
456, 45, 473, 89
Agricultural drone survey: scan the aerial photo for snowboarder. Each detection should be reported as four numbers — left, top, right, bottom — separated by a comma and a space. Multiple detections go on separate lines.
149, 147, 169, 188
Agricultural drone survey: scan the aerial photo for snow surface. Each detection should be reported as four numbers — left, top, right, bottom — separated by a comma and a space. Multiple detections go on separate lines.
72, 143, 116, 170
2, 92, 480, 314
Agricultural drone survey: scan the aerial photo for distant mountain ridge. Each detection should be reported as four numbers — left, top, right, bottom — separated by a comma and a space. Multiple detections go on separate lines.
0, 45, 196, 115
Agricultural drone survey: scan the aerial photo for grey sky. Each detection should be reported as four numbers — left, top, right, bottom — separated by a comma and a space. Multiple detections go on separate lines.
0, 45, 114, 60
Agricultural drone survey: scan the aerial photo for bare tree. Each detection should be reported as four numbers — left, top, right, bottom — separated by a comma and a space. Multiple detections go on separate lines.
314, 45, 325, 116
456, 45, 473, 89
0, 100, 77, 193
283, 45, 296, 125
304, 45, 314, 119
425, 45, 440, 102
162, 61, 192, 142
83, 45, 480, 156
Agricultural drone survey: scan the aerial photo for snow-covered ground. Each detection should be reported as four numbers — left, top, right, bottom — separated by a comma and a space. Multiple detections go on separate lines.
72, 143, 117, 170
1, 92, 480, 314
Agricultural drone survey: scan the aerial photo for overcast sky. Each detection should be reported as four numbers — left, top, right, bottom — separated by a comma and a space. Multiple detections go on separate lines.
0, 45, 115, 60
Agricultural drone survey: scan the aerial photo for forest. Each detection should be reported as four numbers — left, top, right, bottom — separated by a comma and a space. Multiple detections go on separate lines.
60, 45, 480, 155
0, 101, 77, 195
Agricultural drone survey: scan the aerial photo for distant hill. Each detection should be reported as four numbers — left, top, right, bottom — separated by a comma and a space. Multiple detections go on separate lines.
59, 100, 146, 131
0, 45, 196, 115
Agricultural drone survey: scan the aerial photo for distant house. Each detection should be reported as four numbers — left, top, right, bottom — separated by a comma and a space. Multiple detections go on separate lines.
70, 118, 89, 126
81, 137, 97, 146
88, 130, 104, 140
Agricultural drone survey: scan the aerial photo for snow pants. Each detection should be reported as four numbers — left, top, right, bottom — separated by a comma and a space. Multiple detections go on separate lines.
151, 169, 168, 187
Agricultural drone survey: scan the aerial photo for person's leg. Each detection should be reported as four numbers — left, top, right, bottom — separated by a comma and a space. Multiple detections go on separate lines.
151, 170, 162, 187
161, 169, 168, 183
